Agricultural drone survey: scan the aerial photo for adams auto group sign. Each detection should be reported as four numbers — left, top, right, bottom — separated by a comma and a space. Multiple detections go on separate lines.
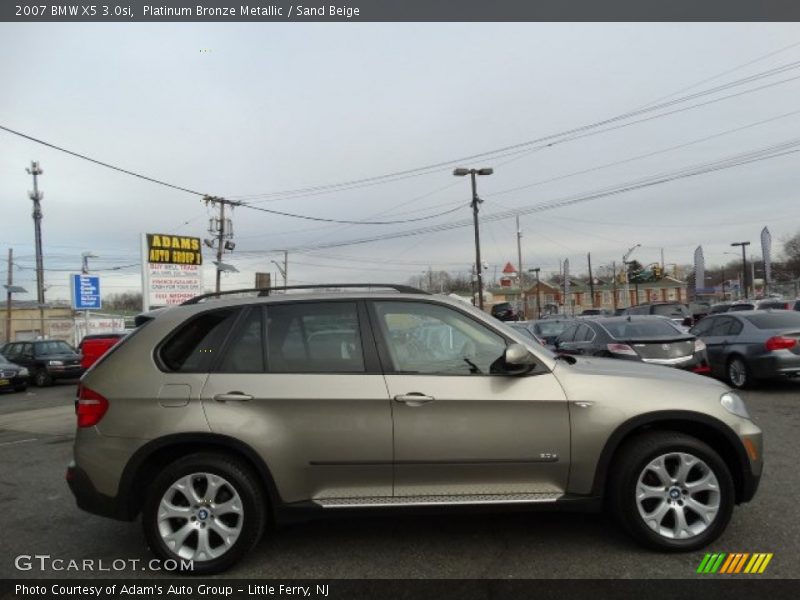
141, 233, 204, 310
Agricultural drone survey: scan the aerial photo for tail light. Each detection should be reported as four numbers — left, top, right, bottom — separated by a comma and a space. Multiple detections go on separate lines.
607, 343, 638, 356
694, 339, 707, 352
76, 384, 109, 427
765, 336, 798, 351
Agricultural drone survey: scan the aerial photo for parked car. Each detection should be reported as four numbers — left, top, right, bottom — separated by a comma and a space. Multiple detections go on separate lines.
0, 354, 29, 393
620, 302, 694, 328
68, 284, 762, 573
490, 302, 519, 321
554, 316, 710, 374
708, 302, 733, 315
579, 308, 613, 317
78, 333, 127, 370
689, 309, 800, 388
688, 301, 711, 321
729, 298, 796, 312
529, 317, 576, 349
505, 321, 546, 346
0, 340, 83, 386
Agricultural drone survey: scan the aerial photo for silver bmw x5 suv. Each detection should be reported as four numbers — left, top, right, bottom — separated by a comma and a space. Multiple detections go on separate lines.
67, 284, 763, 574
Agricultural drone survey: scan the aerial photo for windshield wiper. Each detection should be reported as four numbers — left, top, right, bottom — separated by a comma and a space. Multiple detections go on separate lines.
554, 354, 577, 364
463, 357, 481, 374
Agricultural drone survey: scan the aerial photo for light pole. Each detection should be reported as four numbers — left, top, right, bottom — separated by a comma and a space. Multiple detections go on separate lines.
622, 244, 641, 308
730, 242, 751, 300
528, 268, 541, 319
454, 167, 493, 310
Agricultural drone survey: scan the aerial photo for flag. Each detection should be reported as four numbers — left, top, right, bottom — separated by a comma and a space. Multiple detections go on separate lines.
694, 246, 705, 294
761, 227, 772, 289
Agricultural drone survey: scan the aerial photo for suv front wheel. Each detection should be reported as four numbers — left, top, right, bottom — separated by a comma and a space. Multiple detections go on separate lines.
142, 453, 266, 574
609, 431, 734, 551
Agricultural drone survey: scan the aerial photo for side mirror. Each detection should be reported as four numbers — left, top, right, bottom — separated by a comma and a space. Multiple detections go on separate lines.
503, 343, 537, 375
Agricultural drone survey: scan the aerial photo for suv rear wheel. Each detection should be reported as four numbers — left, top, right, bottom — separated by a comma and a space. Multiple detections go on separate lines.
33, 368, 52, 387
142, 453, 266, 574
609, 431, 734, 551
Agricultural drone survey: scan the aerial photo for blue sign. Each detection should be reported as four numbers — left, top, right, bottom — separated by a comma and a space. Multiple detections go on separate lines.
70, 274, 101, 310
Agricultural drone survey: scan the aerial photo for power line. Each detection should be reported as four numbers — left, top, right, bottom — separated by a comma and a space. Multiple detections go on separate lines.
229, 59, 800, 203
0, 125, 206, 196
238, 201, 465, 225
267, 137, 800, 253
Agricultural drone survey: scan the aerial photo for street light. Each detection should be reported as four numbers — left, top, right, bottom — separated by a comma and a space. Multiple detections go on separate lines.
730, 242, 751, 300
454, 167, 494, 310
81, 251, 98, 275
528, 268, 542, 319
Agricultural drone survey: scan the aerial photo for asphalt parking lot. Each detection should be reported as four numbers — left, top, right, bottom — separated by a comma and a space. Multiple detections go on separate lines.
0, 379, 797, 579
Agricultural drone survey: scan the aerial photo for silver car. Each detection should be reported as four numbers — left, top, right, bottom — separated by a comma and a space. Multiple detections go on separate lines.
67, 285, 763, 574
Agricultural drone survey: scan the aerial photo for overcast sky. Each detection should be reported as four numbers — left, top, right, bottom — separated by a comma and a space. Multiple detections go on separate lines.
2, 23, 800, 299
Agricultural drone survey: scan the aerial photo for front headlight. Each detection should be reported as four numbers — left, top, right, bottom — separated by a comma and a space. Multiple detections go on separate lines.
694, 339, 706, 352
48, 360, 64, 366
18, 368, 29, 377
720, 392, 750, 419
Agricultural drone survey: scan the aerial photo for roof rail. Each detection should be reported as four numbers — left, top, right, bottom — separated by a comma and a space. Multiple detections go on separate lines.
181, 283, 429, 305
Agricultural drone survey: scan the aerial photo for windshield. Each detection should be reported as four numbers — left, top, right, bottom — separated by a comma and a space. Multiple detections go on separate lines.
533, 321, 572, 336
745, 312, 800, 329
34, 341, 76, 356
0, 355, 13, 366
598, 319, 683, 339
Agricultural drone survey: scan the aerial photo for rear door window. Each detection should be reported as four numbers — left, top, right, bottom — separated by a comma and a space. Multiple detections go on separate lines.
266, 302, 364, 373
216, 308, 265, 373
160, 309, 239, 372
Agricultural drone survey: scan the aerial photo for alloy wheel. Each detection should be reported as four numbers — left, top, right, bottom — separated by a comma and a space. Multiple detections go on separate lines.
157, 472, 244, 561
635, 452, 721, 540
728, 359, 747, 388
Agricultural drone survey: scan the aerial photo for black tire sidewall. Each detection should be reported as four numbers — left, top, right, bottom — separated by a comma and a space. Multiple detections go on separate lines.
142, 453, 266, 575
34, 369, 51, 387
727, 356, 749, 389
612, 433, 735, 552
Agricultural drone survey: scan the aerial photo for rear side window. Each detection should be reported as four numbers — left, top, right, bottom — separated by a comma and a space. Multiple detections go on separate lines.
266, 302, 364, 373
745, 312, 800, 329
160, 309, 238, 372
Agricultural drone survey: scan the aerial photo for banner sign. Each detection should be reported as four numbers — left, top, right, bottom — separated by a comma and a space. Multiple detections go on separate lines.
693, 246, 704, 295
761, 227, 772, 290
141, 234, 204, 311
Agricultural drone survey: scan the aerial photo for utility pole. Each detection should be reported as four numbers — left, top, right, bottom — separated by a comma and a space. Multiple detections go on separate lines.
27, 161, 46, 338
612, 261, 618, 311
622, 243, 641, 308
516, 215, 526, 318
587, 253, 595, 308
5, 249, 12, 344
284, 250, 289, 288
528, 268, 541, 319
731, 241, 751, 300
453, 167, 493, 310
204, 196, 241, 293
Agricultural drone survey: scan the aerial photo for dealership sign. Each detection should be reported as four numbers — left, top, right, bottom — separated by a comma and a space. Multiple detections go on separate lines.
141, 233, 204, 310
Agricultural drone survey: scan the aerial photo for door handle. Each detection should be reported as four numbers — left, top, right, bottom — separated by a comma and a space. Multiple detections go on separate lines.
213, 392, 253, 403
394, 393, 435, 406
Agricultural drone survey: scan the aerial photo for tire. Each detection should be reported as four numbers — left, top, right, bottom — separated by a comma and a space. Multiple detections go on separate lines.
726, 356, 752, 389
142, 453, 266, 575
608, 431, 735, 552
33, 369, 52, 387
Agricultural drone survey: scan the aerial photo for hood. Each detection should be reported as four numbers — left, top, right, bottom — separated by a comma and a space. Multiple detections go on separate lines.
553, 354, 727, 400
39, 353, 81, 361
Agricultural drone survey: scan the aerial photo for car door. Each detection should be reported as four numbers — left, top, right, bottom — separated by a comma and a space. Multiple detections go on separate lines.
696, 316, 734, 378
369, 299, 570, 499
201, 301, 393, 503
561, 323, 596, 355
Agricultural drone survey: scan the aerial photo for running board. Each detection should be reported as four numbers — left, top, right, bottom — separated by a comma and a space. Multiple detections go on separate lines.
313, 492, 563, 508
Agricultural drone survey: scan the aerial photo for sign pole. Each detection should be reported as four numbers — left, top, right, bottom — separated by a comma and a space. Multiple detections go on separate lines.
141, 233, 150, 313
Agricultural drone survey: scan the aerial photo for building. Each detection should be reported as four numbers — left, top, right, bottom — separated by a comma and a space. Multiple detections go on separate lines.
1, 301, 126, 345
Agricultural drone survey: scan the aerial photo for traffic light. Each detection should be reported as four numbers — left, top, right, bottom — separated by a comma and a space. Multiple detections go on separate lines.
652, 264, 662, 279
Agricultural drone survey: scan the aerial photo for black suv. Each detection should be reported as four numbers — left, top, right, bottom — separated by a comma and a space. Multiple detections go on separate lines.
490, 302, 519, 321
0, 340, 83, 386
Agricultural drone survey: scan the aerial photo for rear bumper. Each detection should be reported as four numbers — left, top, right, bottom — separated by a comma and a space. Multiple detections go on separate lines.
748, 353, 800, 379
66, 462, 132, 521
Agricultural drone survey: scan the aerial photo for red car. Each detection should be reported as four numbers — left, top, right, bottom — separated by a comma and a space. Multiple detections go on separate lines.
78, 333, 126, 370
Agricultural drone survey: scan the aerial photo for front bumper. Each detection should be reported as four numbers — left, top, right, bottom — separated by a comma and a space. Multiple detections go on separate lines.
0, 374, 29, 389
47, 365, 85, 379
